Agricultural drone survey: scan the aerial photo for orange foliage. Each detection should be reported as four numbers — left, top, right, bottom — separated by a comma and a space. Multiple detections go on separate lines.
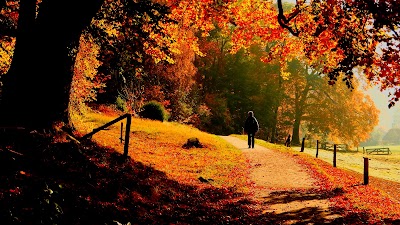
160, 30, 197, 93
300, 155, 400, 223
277, 0, 400, 106
0, 38, 14, 74
70, 35, 108, 112
327, 87, 379, 147
155, 0, 400, 108
159, 0, 296, 64
148, 29, 198, 121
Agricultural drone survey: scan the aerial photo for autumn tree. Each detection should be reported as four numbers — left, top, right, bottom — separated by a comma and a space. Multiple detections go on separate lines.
195, 30, 288, 138
279, 59, 379, 147
146, 31, 198, 122
238, 46, 285, 143
276, 0, 400, 108
89, 0, 173, 112
382, 128, 400, 145
194, 29, 235, 134
252, 63, 284, 143
87, 0, 202, 123
69, 34, 105, 115
327, 86, 379, 147
279, 60, 325, 145
360, 127, 385, 146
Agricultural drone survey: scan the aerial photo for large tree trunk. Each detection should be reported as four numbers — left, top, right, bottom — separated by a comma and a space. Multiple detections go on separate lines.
0, 0, 103, 130
270, 106, 279, 143
291, 83, 310, 145
291, 115, 301, 145
269, 75, 282, 143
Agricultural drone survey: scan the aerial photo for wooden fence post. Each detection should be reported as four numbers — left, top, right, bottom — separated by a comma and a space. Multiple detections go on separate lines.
333, 144, 337, 167
364, 157, 369, 185
123, 114, 131, 157
120, 122, 124, 143
316, 140, 319, 158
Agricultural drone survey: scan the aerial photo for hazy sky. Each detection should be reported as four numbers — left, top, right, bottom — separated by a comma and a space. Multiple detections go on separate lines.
365, 86, 397, 131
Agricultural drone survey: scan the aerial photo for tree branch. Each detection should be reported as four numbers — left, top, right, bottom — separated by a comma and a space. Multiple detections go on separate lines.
277, 0, 300, 36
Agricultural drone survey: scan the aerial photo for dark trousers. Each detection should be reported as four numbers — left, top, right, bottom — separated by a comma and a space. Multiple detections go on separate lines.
248, 133, 255, 148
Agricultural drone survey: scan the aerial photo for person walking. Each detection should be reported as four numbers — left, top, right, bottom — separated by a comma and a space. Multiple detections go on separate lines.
285, 134, 291, 147
244, 111, 259, 148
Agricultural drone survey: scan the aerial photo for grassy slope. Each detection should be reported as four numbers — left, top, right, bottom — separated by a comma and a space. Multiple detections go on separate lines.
74, 111, 250, 192
0, 109, 261, 225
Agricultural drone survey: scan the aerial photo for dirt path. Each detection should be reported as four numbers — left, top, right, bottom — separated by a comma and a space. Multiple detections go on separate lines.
219, 136, 342, 224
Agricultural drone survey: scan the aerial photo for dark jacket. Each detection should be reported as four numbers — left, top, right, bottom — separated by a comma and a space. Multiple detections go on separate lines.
244, 116, 259, 134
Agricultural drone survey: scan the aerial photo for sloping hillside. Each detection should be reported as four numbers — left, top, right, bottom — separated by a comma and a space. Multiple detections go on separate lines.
2, 108, 400, 224
0, 109, 255, 225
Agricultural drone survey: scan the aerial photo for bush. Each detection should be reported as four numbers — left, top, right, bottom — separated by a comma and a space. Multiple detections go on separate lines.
139, 101, 169, 122
115, 96, 127, 112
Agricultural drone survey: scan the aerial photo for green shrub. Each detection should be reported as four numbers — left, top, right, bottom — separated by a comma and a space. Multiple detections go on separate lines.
115, 96, 127, 112
139, 101, 169, 122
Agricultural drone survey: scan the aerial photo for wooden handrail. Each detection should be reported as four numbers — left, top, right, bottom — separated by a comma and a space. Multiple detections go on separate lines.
80, 113, 132, 157
80, 114, 130, 139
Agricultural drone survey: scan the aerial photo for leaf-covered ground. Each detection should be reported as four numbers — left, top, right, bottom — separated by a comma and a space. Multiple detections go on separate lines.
1, 109, 400, 224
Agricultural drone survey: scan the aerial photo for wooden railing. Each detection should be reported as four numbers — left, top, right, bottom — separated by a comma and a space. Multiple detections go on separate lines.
80, 113, 132, 157
364, 147, 391, 155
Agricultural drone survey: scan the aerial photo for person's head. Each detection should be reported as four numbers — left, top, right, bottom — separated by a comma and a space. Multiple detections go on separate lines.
248, 111, 254, 117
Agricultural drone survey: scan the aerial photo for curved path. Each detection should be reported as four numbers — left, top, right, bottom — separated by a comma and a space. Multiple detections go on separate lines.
219, 136, 341, 224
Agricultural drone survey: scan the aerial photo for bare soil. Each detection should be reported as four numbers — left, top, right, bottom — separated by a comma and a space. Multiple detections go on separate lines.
219, 136, 342, 224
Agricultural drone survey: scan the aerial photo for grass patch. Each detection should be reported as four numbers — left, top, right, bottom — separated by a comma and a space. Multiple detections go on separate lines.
74, 111, 250, 193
